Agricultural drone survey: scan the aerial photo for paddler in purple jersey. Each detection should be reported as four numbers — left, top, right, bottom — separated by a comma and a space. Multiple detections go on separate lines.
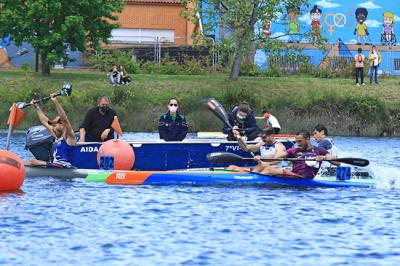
231, 129, 338, 178
26, 93, 76, 168
284, 129, 339, 178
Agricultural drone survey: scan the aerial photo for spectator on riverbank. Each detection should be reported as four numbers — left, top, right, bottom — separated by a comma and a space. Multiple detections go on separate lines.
355, 47, 365, 86
79, 95, 118, 142
368, 45, 382, 84
108, 65, 120, 85
158, 98, 188, 141
119, 65, 131, 85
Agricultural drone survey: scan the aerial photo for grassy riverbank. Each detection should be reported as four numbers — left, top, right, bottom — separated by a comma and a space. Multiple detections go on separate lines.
1, 69, 400, 136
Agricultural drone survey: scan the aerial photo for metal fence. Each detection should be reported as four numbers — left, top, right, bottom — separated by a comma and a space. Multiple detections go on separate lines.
108, 35, 217, 71
267, 54, 312, 73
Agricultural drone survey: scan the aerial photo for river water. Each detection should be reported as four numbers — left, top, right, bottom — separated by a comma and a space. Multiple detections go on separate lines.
1, 133, 400, 265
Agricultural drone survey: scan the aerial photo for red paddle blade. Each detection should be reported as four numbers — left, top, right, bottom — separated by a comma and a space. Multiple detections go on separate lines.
7, 103, 25, 131
111, 116, 123, 136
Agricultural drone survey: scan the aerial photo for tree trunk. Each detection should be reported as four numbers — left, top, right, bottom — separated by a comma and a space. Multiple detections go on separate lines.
35, 52, 39, 72
229, 36, 246, 81
40, 53, 50, 75
244, 23, 257, 64
228, 3, 258, 81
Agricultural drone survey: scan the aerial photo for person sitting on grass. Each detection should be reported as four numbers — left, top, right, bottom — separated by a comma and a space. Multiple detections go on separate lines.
26, 94, 76, 168
119, 65, 131, 85
108, 65, 120, 85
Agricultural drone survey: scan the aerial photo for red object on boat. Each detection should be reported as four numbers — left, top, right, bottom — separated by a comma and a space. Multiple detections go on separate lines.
97, 140, 135, 170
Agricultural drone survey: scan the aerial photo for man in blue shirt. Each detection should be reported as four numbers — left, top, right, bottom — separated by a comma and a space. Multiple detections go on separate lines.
222, 101, 260, 141
313, 124, 336, 155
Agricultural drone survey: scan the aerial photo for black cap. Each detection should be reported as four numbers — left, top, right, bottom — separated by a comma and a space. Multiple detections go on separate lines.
259, 128, 274, 136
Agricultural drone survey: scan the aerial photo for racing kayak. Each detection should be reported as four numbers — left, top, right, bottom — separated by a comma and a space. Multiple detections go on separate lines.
102, 170, 375, 188
25, 166, 374, 188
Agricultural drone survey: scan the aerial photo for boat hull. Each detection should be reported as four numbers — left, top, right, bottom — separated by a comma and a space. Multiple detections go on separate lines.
105, 171, 375, 188
25, 166, 375, 188
71, 139, 294, 170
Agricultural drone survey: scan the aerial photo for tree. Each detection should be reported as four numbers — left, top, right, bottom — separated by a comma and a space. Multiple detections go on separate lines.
0, 0, 124, 75
185, 0, 309, 80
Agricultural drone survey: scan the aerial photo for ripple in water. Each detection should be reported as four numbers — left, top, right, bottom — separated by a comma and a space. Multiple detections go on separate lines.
0, 133, 400, 265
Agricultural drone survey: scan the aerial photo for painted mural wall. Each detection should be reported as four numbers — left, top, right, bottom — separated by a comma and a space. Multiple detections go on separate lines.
254, 0, 400, 75
257, 0, 398, 45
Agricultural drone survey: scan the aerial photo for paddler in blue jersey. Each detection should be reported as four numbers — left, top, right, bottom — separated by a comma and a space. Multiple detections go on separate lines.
26, 94, 76, 168
312, 124, 337, 155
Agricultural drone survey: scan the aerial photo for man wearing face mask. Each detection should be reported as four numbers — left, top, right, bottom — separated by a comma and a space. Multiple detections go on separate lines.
79, 95, 118, 142
158, 98, 188, 141
222, 101, 260, 141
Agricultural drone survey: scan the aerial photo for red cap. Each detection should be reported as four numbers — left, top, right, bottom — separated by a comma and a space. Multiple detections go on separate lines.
263, 113, 270, 119
48, 116, 61, 125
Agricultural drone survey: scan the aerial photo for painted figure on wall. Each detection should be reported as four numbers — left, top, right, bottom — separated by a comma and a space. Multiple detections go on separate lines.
262, 20, 272, 37
0, 34, 12, 68
286, 5, 300, 43
354, 8, 369, 45
310, 5, 322, 38
382, 11, 396, 45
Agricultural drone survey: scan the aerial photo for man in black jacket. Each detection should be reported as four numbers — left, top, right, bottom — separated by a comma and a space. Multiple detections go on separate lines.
79, 95, 117, 142
222, 101, 260, 141
158, 98, 188, 141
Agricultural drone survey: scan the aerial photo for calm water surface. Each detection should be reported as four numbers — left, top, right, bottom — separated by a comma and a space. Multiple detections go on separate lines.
1, 133, 400, 266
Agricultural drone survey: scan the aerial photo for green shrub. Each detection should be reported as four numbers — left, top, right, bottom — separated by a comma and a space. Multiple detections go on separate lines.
20, 62, 32, 74
89, 49, 139, 74
111, 86, 136, 107
182, 58, 206, 75
159, 59, 181, 75
239, 62, 259, 76
141, 61, 160, 74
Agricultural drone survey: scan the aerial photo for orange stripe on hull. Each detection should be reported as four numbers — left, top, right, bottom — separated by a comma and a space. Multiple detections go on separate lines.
105, 171, 154, 185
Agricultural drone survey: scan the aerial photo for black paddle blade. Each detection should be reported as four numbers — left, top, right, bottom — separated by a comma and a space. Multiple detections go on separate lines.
207, 98, 232, 127
207, 152, 246, 164
61, 83, 72, 96
336, 158, 370, 167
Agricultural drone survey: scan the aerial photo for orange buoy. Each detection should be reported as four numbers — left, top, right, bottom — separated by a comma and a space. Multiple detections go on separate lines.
97, 140, 135, 170
0, 150, 25, 191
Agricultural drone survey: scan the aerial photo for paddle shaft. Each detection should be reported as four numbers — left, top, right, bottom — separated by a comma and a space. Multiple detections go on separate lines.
21, 92, 62, 109
237, 156, 368, 167
206, 152, 369, 167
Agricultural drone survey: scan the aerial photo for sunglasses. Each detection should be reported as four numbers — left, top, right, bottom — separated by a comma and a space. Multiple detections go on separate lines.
48, 120, 62, 125
169, 104, 178, 107
258, 134, 269, 138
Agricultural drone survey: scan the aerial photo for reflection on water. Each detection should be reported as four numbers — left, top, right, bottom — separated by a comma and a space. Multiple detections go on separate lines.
0, 133, 400, 265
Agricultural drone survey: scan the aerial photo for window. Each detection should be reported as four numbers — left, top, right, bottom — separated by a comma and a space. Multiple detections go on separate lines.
394, 58, 400, 71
